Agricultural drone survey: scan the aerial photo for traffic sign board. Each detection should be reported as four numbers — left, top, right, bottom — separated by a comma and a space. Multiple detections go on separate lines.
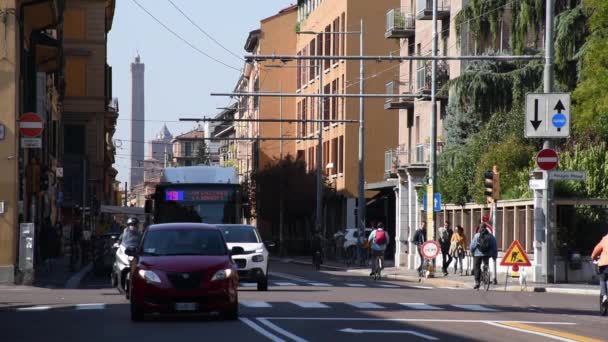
19, 112, 44, 138
536, 149, 558, 171
421, 240, 440, 260
525, 93, 570, 138
549, 170, 586, 181
21, 138, 41, 149
500, 240, 531, 267
423, 193, 441, 212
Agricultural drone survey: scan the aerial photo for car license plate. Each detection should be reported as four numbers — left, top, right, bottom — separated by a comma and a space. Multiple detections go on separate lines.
175, 302, 198, 312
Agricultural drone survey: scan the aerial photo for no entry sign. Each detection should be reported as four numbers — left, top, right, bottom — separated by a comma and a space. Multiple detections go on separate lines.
421, 241, 440, 260
536, 148, 558, 171
19, 113, 44, 138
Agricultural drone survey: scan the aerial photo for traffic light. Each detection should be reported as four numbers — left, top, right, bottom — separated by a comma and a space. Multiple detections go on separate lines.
484, 166, 500, 204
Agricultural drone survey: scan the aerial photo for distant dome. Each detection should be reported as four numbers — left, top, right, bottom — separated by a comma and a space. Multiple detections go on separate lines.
155, 124, 173, 141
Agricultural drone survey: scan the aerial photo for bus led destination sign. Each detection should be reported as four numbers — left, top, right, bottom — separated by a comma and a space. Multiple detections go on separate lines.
166, 189, 232, 202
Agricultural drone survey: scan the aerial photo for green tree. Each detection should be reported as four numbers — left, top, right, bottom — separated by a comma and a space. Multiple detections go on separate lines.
195, 141, 210, 165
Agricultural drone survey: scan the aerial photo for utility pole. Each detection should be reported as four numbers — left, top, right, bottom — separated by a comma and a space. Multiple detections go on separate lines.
315, 57, 324, 234
124, 182, 128, 207
279, 81, 285, 256
357, 18, 366, 255
428, 0, 439, 245
542, 0, 556, 283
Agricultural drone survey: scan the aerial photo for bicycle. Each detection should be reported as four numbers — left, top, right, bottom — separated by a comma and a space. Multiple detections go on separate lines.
371, 253, 383, 281
480, 263, 491, 291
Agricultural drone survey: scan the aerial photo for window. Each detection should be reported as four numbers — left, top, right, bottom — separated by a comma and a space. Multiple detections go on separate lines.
184, 142, 193, 157
324, 25, 331, 70
316, 33, 323, 77
297, 150, 305, 161
309, 39, 316, 82
253, 77, 260, 110
333, 18, 339, 64
323, 84, 330, 127
338, 136, 344, 174
323, 141, 329, 175
340, 13, 346, 56
303, 46, 309, 84
415, 116, 420, 144
331, 79, 338, 122
297, 51, 302, 88
341, 75, 345, 119
331, 138, 338, 175
65, 57, 86, 97
64, 125, 85, 155
303, 98, 309, 134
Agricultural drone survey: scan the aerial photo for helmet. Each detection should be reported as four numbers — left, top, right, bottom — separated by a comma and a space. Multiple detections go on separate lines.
126, 217, 139, 227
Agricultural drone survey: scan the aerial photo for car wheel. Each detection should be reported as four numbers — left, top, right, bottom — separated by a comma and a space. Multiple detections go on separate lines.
224, 303, 239, 321
130, 300, 144, 322
257, 277, 268, 291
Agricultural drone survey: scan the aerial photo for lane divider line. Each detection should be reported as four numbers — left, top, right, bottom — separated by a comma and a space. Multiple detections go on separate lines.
257, 318, 309, 342
239, 317, 286, 342
486, 322, 601, 342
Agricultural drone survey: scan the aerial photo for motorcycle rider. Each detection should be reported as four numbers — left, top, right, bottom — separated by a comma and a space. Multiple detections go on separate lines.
119, 217, 142, 249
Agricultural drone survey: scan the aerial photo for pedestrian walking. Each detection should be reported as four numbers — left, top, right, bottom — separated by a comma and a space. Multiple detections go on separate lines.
450, 225, 466, 275
438, 221, 453, 276
470, 222, 498, 289
412, 221, 427, 272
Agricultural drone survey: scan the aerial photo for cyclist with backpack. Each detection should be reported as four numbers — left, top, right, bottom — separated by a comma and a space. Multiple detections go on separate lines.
591, 232, 608, 308
368, 222, 389, 277
470, 223, 497, 290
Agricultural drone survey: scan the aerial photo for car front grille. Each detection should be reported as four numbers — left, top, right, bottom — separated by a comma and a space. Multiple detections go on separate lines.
234, 259, 247, 269
166, 272, 204, 291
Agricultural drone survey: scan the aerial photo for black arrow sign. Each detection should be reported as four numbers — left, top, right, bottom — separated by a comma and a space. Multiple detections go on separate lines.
554, 99, 565, 113
531, 98, 542, 130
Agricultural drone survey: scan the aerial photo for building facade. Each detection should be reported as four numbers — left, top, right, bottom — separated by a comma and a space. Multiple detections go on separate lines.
130, 54, 145, 189
171, 127, 206, 167
295, 0, 400, 232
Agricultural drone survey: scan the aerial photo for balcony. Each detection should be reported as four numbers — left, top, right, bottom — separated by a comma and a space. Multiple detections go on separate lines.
385, 9, 415, 39
386, 143, 445, 175
416, 60, 449, 100
384, 80, 415, 110
416, 0, 450, 20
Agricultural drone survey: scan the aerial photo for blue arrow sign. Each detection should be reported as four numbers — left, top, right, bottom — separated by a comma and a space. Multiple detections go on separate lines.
424, 193, 442, 212
552, 113, 567, 129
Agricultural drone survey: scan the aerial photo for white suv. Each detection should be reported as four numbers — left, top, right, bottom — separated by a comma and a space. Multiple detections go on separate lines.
343, 228, 373, 253
218, 224, 273, 291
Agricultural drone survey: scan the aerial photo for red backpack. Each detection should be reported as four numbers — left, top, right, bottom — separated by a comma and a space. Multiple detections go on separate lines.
374, 230, 387, 245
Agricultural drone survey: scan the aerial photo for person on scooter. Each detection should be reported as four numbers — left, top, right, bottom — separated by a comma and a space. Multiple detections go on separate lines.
119, 217, 142, 249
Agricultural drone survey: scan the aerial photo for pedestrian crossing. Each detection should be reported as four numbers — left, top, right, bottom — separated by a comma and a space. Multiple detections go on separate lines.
239, 301, 506, 312
239, 279, 467, 291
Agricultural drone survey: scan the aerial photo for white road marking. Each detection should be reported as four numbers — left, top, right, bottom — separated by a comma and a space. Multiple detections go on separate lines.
378, 284, 399, 288
239, 317, 286, 342
308, 282, 332, 287
274, 282, 298, 286
290, 301, 330, 309
261, 317, 576, 325
257, 318, 308, 342
451, 304, 499, 312
241, 301, 272, 308
16, 306, 51, 311
340, 328, 438, 340
410, 285, 434, 289
240, 282, 258, 287
344, 283, 366, 287
347, 302, 385, 309
485, 322, 579, 342
75, 304, 105, 310
400, 303, 442, 310
439, 286, 464, 290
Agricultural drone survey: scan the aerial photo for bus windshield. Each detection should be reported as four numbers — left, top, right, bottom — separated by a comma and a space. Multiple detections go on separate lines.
155, 185, 239, 224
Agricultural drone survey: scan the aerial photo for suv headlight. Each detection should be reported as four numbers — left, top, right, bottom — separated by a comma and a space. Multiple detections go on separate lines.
211, 269, 233, 281
138, 270, 162, 284
252, 255, 264, 263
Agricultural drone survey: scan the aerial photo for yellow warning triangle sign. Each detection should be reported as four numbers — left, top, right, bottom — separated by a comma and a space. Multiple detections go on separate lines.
500, 240, 531, 267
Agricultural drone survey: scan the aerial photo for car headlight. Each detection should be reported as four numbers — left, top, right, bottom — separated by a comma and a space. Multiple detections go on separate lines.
252, 255, 264, 263
211, 269, 233, 281
255, 248, 264, 253
138, 269, 162, 284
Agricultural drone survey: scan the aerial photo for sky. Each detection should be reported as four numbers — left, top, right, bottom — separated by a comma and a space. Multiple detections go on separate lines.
108, 0, 294, 184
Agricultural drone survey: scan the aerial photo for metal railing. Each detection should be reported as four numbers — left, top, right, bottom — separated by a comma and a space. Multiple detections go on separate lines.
386, 9, 415, 32
417, 0, 450, 15
416, 60, 449, 94
385, 80, 414, 103
385, 143, 445, 172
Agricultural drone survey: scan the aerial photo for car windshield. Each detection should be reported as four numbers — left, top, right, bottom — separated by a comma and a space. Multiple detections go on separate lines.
141, 229, 227, 256
220, 226, 260, 243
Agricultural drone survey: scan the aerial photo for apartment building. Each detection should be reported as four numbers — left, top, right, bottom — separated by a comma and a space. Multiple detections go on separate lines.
295, 0, 400, 231
171, 127, 206, 167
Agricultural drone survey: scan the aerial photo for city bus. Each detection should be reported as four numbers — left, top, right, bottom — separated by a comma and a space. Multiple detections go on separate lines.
146, 166, 249, 224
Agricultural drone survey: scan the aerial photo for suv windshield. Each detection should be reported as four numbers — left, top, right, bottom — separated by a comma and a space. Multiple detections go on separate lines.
141, 229, 227, 256
219, 226, 260, 243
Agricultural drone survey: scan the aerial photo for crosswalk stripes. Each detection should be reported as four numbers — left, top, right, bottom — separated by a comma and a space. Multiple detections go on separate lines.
240, 282, 258, 287
291, 301, 330, 309
241, 301, 272, 308
16, 306, 51, 312
411, 285, 434, 289
400, 303, 442, 310
273, 282, 298, 286
378, 284, 399, 288
451, 304, 499, 312
75, 304, 105, 310
308, 282, 333, 287
344, 283, 366, 287
347, 302, 385, 309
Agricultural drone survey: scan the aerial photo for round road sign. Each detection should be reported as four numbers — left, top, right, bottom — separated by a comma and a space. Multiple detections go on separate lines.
536, 148, 558, 171
19, 112, 44, 138
421, 240, 440, 260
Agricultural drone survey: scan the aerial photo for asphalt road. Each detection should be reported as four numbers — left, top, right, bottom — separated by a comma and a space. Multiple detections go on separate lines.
0, 261, 605, 342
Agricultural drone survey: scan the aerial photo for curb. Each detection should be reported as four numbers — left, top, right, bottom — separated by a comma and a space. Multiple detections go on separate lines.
348, 269, 471, 288
64, 263, 93, 289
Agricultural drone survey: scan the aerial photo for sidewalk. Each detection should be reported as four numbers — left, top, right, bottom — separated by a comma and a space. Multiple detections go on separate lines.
274, 255, 599, 296
33, 256, 91, 289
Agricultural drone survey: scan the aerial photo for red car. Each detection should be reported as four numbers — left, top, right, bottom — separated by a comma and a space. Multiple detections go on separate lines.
126, 223, 241, 321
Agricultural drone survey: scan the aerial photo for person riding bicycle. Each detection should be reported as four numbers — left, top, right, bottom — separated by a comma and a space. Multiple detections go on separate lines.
368, 223, 389, 276
118, 217, 142, 249
470, 223, 497, 290
591, 232, 608, 305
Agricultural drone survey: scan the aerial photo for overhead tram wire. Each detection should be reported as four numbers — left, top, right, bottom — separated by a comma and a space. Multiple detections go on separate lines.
166, 0, 243, 61
131, 0, 241, 72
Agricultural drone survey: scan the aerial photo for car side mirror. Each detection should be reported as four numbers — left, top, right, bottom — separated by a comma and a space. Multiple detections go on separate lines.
125, 246, 138, 257
231, 246, 245, 256
265, 241, 276, 249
